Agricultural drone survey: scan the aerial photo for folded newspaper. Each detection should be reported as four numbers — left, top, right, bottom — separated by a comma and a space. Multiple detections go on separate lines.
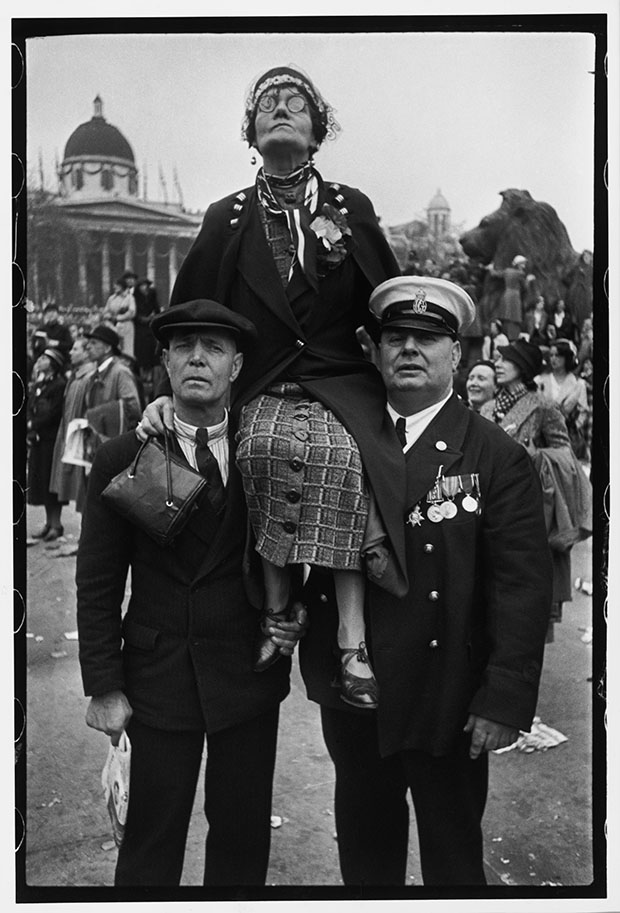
101, 731, 131, 847
493, 716, 568, 754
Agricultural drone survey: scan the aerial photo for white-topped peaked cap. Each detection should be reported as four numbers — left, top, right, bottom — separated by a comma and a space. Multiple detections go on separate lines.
369, 275, 476, 337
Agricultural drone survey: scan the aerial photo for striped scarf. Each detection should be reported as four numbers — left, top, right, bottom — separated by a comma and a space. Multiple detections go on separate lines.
256, 163, 320, 290
493, 381, 528, 423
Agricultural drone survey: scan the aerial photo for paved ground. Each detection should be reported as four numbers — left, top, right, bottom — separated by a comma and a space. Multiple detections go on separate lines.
18, 501, 603, 900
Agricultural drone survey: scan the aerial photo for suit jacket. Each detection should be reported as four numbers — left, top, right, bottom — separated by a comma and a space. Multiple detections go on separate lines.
169, 178, 409, 594
300, 394, 553, 758
76, 425, 290, 734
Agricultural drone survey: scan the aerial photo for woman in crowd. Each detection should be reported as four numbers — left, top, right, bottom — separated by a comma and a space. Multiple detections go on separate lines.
49, 335, 96, 518
523, 295, 549, 349
481, 339, 591, 642
547, 298, 577, 345
103, 276, 136, 357
27, 348, 67, 542
537, 339, 590, 461
143, 65, 406, 708
464, 359, 497, 413
481, 317, 509, 362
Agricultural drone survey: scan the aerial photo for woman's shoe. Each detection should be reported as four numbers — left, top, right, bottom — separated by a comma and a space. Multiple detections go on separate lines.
30, 525, 50, 540
43, 526, 64, 542
253, 609, 285, 672
339, 642, 379, 710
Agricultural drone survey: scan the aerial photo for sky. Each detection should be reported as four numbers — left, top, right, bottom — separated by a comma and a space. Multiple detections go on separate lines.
23, 23, 599, 254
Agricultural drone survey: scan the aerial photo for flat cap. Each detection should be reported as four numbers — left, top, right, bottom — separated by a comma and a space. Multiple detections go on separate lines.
151, 300, 258, 347
369, 275, 476, 337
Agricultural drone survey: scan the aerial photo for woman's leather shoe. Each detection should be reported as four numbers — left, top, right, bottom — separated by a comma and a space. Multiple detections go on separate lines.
253, 609, 285, 672
339, 642, 379, 709
43, 526, 64, 542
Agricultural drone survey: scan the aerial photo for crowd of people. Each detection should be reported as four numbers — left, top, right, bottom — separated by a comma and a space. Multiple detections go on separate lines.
25, 64, 594, 891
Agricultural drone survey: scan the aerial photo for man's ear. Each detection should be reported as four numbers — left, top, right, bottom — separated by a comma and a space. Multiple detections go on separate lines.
161, 348, 170, 377
452, 339, 462, 370
230, 351, 244, 383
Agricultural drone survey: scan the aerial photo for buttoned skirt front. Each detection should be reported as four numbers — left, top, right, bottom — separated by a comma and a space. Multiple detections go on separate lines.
236, 385, 369, 569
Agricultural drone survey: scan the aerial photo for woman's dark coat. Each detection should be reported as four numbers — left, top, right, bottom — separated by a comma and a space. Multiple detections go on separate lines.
170, 179, 408, 592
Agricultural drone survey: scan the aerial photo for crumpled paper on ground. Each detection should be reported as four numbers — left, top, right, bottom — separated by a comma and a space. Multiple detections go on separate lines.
493, 717, 568, 754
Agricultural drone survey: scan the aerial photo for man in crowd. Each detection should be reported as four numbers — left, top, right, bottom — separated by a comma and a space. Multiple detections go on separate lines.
83, 324, 143, 443
300, 275, 553, 886
76, 301, 306, 886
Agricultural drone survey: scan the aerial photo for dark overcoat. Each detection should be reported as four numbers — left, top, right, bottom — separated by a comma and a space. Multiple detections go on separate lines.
76, 427, 290, 734
27, 373, 66, 505
300, 394, 553, 758
169, 179, 408, 591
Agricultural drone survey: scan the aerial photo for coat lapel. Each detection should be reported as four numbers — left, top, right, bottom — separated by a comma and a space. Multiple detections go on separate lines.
404, 395, 470, 510
499, 392, 537, 438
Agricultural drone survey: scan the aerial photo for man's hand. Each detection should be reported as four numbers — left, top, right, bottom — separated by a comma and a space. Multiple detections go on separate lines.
464, 714, 519, 760
136, 396, 174, 441
267, 601, 309, 657
86, 690, 133, 745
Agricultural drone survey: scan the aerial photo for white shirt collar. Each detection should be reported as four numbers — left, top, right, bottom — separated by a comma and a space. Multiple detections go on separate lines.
387, 389, 453, 451
173, 410, 228, 444
97, 355, 115, 374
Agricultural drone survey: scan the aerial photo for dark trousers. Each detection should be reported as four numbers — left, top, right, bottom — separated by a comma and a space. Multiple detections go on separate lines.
321, 706, 488, 886
115, 707, 280, 886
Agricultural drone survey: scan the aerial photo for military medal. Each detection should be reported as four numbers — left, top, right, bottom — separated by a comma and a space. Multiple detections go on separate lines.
427, 504, 444, 523
460, 474, 480, 513
426, 467, 444, 522
440, 476, 459, 519
407, 505, 424, 527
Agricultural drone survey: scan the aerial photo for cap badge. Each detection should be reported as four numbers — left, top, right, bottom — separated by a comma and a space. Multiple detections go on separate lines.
413, 288, 428, 314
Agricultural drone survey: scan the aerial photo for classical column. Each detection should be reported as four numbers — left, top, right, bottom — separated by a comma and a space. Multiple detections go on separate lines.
123, 235, 134, 273
101, 234, 110, 301
168, 239, 179, 294
77, 239, 88, 306
147, 238, 156, 283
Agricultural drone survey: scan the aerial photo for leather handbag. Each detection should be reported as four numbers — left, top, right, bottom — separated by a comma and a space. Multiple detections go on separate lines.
101, 429, 207, 547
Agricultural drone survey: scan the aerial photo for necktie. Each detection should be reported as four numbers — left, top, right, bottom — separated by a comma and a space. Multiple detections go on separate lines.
395, 417, 407, 450
195, 428, 226, 514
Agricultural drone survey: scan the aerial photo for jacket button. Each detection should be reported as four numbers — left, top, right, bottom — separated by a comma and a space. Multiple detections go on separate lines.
319, 593, 328, 603
428, 591, 440, 602
282, 520, 297, 534
295, 339, 305, 349
423, 543, 434, 554
289, 457, 303, 471
429, 639, 440, 649
286, 489, 301, 503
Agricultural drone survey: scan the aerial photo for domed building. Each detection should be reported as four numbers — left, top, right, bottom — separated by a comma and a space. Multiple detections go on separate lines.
426, 188, 451, 238
33, 97, 203, 313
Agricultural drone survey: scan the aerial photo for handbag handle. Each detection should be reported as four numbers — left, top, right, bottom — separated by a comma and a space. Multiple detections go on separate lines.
127, 429, 175, 507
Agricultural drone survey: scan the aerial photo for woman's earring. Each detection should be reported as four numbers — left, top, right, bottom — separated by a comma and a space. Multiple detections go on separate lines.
250, 153, 257, 166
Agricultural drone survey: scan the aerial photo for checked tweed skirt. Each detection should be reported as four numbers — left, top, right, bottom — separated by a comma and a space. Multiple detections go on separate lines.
236, 385, 369, 569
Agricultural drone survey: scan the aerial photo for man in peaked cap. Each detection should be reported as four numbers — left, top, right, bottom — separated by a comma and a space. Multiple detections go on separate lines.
77, 300, 306, 886
299, 275, 553, 886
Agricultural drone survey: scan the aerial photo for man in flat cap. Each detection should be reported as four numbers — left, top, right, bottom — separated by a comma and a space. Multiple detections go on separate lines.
299, 275, 553, 886
77, 301, 305, 886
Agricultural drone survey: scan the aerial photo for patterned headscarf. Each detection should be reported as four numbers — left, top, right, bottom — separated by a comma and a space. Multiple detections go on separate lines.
241, 65, 340, 149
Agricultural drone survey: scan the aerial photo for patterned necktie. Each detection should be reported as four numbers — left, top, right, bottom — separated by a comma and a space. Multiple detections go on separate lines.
195, 428, 226, 514
395, 417, 407, 450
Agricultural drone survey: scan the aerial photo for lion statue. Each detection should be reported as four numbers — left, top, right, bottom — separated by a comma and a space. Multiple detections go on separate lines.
459, 189, 593, 330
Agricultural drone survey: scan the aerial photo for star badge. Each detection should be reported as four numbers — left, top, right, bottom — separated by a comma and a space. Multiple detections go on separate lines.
407, 505, 424, 527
